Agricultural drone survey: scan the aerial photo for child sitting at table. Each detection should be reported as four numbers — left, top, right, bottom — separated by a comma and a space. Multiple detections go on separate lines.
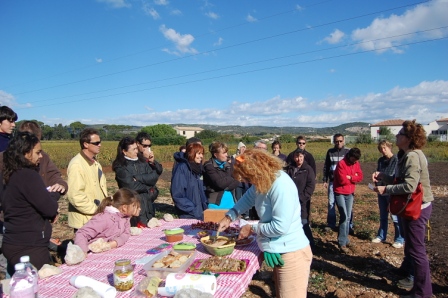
74, 188, 141, 253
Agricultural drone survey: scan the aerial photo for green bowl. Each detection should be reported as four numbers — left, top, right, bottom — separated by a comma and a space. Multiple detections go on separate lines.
200, 236, 236, 256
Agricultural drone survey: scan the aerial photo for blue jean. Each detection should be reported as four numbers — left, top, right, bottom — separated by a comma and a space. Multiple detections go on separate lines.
401, 204, 433, 297
376, 194, 404, 243
328, 183, 354, 230
335, 193, 353, 247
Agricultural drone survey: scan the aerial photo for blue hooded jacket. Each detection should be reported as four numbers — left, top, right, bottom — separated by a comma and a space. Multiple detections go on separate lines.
170, 151, 208, 220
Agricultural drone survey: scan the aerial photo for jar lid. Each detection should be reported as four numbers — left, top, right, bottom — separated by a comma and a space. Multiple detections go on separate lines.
115, 259, 131, 266
164, 228, 184, 235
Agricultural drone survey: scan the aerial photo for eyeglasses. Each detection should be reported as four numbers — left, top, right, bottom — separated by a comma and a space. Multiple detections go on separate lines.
334, 140, 344, 143
89, 141, 101, 146
140, 144, 152, 148
297, 142, 306, 145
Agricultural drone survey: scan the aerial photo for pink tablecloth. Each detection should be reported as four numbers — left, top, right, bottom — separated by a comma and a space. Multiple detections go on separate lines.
7, 219, 261, 298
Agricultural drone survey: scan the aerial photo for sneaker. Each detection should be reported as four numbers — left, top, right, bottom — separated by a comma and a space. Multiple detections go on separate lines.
398, 276, 414, 290
371, 237, 383, 243
392, 242, 404, 249
340, 246, 350, 254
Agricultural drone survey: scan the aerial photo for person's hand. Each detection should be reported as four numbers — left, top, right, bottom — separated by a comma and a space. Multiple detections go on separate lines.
372, 171, 382, 182
217, 216, 231, 232
346, 175, 351, 180
47, 183, 66, 193
238, 225, 252, 240
108, 241, 118, 250
323, 182, 328, 189
147, 151, 155, 163
375, 186, 386, 195
263, 252, 285, 268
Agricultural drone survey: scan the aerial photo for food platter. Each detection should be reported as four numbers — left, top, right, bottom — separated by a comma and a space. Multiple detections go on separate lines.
235, 236, 255, 247
187, 256, 248, 274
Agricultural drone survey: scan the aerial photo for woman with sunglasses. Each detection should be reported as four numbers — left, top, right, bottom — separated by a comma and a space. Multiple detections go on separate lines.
218, 149, 312, 298
373, 120, 434, 298
113, 137, 161, 227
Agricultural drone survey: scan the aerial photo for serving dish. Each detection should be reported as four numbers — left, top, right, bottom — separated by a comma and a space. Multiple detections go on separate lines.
187, 257, 248, 274
200, 236, 236, 256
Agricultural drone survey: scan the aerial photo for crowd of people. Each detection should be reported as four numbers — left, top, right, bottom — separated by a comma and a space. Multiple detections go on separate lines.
0, 104, 434, 298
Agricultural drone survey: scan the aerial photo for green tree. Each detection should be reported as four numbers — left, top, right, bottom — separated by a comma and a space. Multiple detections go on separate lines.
355, 133, 373, 144
379, 126, 394, 141
196, 129, 220, 140
141, 124, 177, 138
278, 134, 294, 144
69, 121, 86, 139
52, 124, 70, 139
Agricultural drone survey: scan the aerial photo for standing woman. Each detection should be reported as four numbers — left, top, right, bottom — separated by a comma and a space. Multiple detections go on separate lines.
203, 141, 240, 209
218, 149, 312, 298
371, 140, 404, 248
271, 140, 287, 162
373, 120, 433, 298
113, 137, 160, 227
1, 132, 58, 275
171, 143, 208, 220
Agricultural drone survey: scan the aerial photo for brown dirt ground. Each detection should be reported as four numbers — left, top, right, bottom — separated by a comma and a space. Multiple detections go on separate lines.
51, 161, 448, 298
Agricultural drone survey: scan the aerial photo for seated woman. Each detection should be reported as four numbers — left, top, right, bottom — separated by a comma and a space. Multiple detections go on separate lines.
203, 141, 240, 209
171, 143, 208, 220
1, 132, 59, 275
112, 137, 160, 227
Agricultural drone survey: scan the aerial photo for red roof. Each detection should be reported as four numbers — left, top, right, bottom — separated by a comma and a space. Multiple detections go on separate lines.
437, 118, 448, 122
371, 119, 405, 126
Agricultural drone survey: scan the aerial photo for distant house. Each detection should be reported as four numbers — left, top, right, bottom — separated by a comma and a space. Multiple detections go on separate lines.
370, 118, 448, 142
174, 126, 204, 139
370, 119, 405, 140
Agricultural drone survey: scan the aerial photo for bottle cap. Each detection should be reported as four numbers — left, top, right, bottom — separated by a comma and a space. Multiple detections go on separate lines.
14, 263, 25, 270
20, 255, 30, 263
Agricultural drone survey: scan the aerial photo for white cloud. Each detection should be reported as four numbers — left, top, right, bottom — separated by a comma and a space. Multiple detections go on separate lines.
323, 29, 345, 44
154, 0, 169, 5
143, 5, 160, 19
351, 0, 448, 53
213, 37, 223, 46
0, 90, 16, 107
95, 58, 103, 63
205, 11, 219, 19
246, 14, 257, 22
329, 69, 336, 73
295, 5, 303, 11
96, 0, 130, 8
159, 25, 198, 55
170, 9, 182, 15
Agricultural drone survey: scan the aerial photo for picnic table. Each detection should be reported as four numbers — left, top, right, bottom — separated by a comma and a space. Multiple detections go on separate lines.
4, 219, 261, 297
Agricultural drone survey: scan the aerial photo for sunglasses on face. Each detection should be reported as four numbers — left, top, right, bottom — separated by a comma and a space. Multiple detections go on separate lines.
334, 140, 343, 143
297, 142, 306, 145
89, 141, 101, 146
140, 144, 152, 148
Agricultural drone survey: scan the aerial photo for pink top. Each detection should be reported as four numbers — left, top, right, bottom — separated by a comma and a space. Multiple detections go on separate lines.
74, 206, 131, 253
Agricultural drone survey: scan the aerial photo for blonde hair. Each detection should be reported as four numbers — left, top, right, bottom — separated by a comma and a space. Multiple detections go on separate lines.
377, 139, 393, 152
233, 149, 284, 194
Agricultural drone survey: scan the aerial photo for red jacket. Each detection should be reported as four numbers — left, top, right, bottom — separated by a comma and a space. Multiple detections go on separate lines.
333, 157, 363, 195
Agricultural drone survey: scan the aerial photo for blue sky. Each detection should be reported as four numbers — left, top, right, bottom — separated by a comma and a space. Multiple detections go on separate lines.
1, 0, 447, 128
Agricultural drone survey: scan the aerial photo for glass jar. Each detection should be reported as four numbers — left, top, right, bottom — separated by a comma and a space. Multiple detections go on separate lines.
113, 259, 134, 291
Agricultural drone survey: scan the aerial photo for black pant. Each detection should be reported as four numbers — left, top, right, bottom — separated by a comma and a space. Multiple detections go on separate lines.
3, 243, 52, 276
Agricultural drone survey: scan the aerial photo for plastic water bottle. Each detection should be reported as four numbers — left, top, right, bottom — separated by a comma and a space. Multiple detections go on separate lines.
9, 263, 35, 298
20, 255, 39, 297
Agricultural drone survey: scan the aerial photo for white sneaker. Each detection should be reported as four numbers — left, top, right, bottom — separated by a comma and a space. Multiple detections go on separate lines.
392, 242, 404, 248
371, 237, 382, 243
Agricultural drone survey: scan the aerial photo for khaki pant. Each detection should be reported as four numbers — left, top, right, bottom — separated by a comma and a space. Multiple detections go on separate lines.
274, 245, 313, 298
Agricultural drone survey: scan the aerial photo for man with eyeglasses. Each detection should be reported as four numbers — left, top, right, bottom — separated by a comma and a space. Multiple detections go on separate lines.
254, 140, 268, 151
322, 133, 350, 232
0, 106, 18, 152
286, 136, 316, 175
67, 128, 108, 231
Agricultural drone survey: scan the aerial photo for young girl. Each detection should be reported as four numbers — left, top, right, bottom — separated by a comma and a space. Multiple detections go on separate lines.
74, 188, 141, 253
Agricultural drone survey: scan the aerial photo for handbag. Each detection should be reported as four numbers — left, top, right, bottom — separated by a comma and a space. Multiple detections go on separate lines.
389, 151, 424, 220
389, 182, 423, 220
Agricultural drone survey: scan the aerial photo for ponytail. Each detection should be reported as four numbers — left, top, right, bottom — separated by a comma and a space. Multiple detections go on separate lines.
94, 188, 140, 215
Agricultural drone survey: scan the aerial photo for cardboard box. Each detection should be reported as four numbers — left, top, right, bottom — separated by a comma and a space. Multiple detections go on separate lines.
203, 209, 229, 223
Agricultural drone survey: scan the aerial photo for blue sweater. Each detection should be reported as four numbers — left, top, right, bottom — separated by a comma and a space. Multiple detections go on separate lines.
227, 171, 309, 254
170, 152, 208, 220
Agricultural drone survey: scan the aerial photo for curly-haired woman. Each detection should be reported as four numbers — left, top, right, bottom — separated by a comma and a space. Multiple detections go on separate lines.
373, 120, 434, 298
218, 149, 311, 298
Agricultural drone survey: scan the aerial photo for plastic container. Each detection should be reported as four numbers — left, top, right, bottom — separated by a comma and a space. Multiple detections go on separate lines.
10, 263, 34, 298
200, 236, 236, 256
113, 259, 134, 291
143, 250, 197, 279
70, 275, 117, 298
20, 255, 38, 297
164, 228, 184, 242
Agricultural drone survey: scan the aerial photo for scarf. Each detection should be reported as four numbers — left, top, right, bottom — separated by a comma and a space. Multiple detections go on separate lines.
214, 159, 226, 169
189, 161, 202, 175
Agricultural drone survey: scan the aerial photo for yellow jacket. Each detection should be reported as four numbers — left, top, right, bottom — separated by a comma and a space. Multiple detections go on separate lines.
67, 152, 108, 229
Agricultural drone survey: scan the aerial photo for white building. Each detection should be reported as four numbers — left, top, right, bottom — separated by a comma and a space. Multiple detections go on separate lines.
370, 118, 448, 141
174, 126, 204, 139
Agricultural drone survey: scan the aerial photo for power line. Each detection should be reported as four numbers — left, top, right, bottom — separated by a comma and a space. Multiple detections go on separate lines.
17, 36, 446, 110
23, 26, 448, 105
12, 0, 429, 96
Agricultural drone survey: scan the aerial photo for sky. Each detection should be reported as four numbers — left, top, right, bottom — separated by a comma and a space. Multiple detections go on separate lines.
1, 0, 448, 128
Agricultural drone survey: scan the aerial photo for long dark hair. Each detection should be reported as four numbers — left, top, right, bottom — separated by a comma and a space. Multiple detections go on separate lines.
112, 136, 139, 171
95, 188, 140, 215
3, 131, 40, 183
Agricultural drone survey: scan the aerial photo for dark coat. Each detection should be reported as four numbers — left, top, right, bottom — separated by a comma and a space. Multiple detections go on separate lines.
203, 158, 239, 206
286, 149, 317, 176
170, 152, 208, 220
286, 161, 316, 220
114, 158, 160, 223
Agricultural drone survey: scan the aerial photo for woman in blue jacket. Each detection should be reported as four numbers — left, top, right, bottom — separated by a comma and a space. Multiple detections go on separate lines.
218, 149, 312, 298
170, 143, 208, 220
